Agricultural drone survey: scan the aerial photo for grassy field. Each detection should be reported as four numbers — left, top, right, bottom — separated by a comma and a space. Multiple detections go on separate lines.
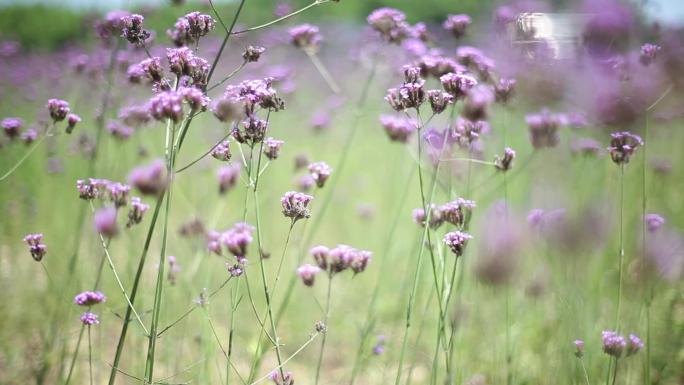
0, 1, 683, 385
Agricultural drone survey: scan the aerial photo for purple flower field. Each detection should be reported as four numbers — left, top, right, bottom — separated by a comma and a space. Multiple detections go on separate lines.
0, 1, 683, 384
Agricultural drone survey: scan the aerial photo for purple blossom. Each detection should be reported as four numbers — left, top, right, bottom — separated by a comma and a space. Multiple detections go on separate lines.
74, 291, 106, 306
574, 339, 585, 358
243, 45, 266, 63
166, 47, 209, 87
23, 233, 47, 262
526, 109, 563, 149
310, 245, 330, 270
412, 204, 444, 229
440, 72, 477, 100
440, 198, 475, 227
289, 24, 322, 50
495, 147, 516, 171
21, 128, 38, 144
427, 90, 453, 114
106, 182, 130, 208
119, 105, 152, 127
644, 214, 665, 233
66, 113, 81, 134
224, 77, 284, 115
495, 78, 516, 104
385, 81, 426, 111
80, 311, 100, 325
148, 90, 185, 122
95, 11, 130, 42
367, 8, 412, 43
167, 12, 216, 47
380, 115, 416, 143
418, 55, 465, 78
627, 334, 644, 356
571, 138, 602, 157
94, 206, 119, 237
310, 110, 331, 131
308, 162, 332, 188
1, 118, 23, 139
281, 191, 314, 221
607, 131, 643, 164
211, 97, 241, 123
444, 231, 473, 257
443, 14, 471, 38
121, 14, 150, 46
211, 140, 232, 161
602, 330, 626, 358
47, 99, 70, 122
296, 174, 315, 192
129, 159, 168, 195
220, 222, 255, 258
639, 43, 661, 66
264, 137, 284, 160
217, 163, 241, 194
297, 264, 321, 286
326, 244, 372, 274
127, 197, 149, 227
106, 121, 134, 140
462, 85, 494, 121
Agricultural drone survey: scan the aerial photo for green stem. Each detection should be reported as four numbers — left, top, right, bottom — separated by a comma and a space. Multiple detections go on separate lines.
305, 49, 341, 94
314, 275, 333, 385
231, 0, 330, 35
580, 358, 591, 385
615, 164, 625, 332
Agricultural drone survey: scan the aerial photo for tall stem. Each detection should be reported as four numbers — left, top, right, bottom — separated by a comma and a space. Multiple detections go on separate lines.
642, 111, 651, 385
314, 275, 334, 385
615, 165, 625, 331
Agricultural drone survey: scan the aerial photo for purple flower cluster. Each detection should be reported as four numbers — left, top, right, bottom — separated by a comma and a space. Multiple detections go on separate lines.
440, 72, 477, 101
74, 291, 106, 306
95, 11, 130, 43
243, 45, 266, 63
208, 222, 255, 263
494, 147, 516, 171
607, 131, 643, 164
644, 213, 665, 233
443, 14, 471, 38
302, 244, 372, 283
1, 117, 23, 139
23, 233, 47, 262
380, 115, 416, 143
443, 231, 473, 256
602, 331, 643, 358
127, 197, 150, 227
308, 161, 332, 188
128, 57, 165, 85
166, 47, 210, 87
296, 264, 321, 286
288, 24, 322, 51
94, 206, 119, 237
367, 8, 414, 44
526, 109, 564, 149
268, 371, 294, 385
120, 14, 150, 46
417, 54, 465, 78
224, 77, 285, 115
211, 140, 232, 162
128, 159, 168, 195
281, 191, 314, 221
167, 12, 216, 47
217, 163, 240, 194
494, 78, 516, 104
47, 98, 70, 122
80, 312, 100, 326
264, 137, 285, 160
639, 43, 661, 66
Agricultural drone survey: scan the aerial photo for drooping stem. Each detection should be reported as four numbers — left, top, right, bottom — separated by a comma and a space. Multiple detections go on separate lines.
232, 0, 330, 35
0, 124, 54, 181
314, 275, 334, 385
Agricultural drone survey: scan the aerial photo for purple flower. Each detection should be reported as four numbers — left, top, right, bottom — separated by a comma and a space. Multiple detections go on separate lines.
94, 207, 119, 237
179, 86, 210, 112
462, 85, 494, 121
106, 121, 134, 140
308, 162, 332, 188
626, 334, 644, 356
80, 311, 100, 325
372, 335, 387, 355
326, 244, 372, 274
133, 57, 165, 84
243, 45, 266, 62
129, 159, 168, 195
217, 163, 240, 194
289, 24, 322, 51
526, 109, 563, 149
456, 46, 495, 78
574, 339, 585, 358
148, 90, 184, 122
211, 97, 241, 123
440, 198, 476, 227
127, 197, 149, 227
454, 118, 488, 147
475, 205, 524, 285
297, 264, 321, 286
119, 105, 152, 127
281, 191, 314, 221
74, 291, 106, 306
264, 137, 285, 160
644, 214, 665, 233
95, 11, 130, 42
427, 90, 454, 114
495, 78, 516, 104
166, 47, 209, 87
47, 99, 70, 122
443, 14, 471, 38
444, 231, 473, 257
211, 140, 232, 162
412, 204, 444, 229
495, 147, 516, 171
21, 128, 38, 144
23, 233, 47, 262
607, 131, 643, 164
571, 138, 602, 157
269, 371, 293, 385
121, 14, 150, 46
367, 8, 412, 44
385, 81, 426, 111
602, 330, 626, 358
639, 43, 661, 66
310, 245, 330, 270
220, 222, 255, 258
106, 182, 130, 208
418, 55, 466, 78
380, 115, 416, 143
440, 72, 477, 100
1, 118, 23, 139
224, 77, 284, 114
310, 110, 331, 131
167, 12, 215, 46
296, 174, 315, 192
66, 113, 81, 134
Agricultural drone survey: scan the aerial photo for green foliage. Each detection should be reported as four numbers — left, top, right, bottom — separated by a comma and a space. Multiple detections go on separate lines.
0, 5, 87, 50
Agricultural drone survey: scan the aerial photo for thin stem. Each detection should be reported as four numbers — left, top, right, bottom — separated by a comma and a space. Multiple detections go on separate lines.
176, 132, 232, 173
207, 61, 247, 92
231, 1, 330, 35
226, 278, 241, 385
506, 286, 512, 385
206, 0, 246, 84
87, 326, 94, 385
615, 164, 625, 332
611, 360, 619, 385
204, 308, 248, 385
250, 332, 320, 385
314, 275, 333, 385
580, 358, 591, 385
305, 50, 341, 94
441, 158, 497, 166
208, 0, 229, 34
0, 125, 53, 181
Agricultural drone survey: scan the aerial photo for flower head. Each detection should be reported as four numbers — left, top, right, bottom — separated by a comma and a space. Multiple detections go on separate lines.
281, 191, 314, 221
526, 109, 563, 149
310, 245, 330, 270
644, 214, 665, 233
211, 140, 232, 162
80, 311, 100, 325
602, 330, 626, 358
127, 197, 149, 227
243, 45, 266, 62
23, 233, 47, 262
94, 207, 119, 237
129, 159, 168, 195
167, 12, 215, 46
2, 117, 23, 139
574, 339, 585, 358
443, 14, 471, 38
148, 90, 185, 122
440, 72, 477, 100
427, 90, 453, 114
308, 162, 332, 188
66, 113, 81, 134
495, 147, 516, 172
121, 14, 150, 45
626, 334, 644, 356
289, 24, 322, 51
380, 115, 416, 143
444, 231, 472, 256
297, 264, 321, 286
495, 78, 516, 104
607, 131, 643, 164
217, 163, 241, 194
367, 8, 412, 43
264, 137, 285, 160
440, 198, 475, 227
74, 291, 106, 306
639, 43, 661, 66
47, 99, 70, 122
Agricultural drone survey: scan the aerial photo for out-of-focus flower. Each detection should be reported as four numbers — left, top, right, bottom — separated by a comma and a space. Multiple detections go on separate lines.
626, 334, 644, 356
127, 197, 149, 227
47, 99, 70, 122
94, 207, 119, 237
462, 85, 494, 121
644, 214, 665, 233
297, 264, 321, 286
80, 312, 100, 325
440, 72, 477, 100
526, 109, 563, 149
443, 14, 471, 38
495, 147, 516, 171
412, 204, 444, 229
308, 161, 332, 188
23, 233, 47, 262
211, 140, 231, 162
121, 14, 150, 46
495, 78, 516, 104
281, 191, 314, 221
571, 138, 602, 157
243, 45, 266, 62
289, 24, 322, 51
264, 137, 284, 160
607, 131, 643, 164
574, 340, 585, 358
1, 118, 23, 139
367, 8, 412, 44
639, 43, 661, 66
167, 12, 216, 47
474, 204, 525, 285
444, 231, 472, 257
217, 163, 240, 194
602, 330, 626, 358
129, 159, 168, 195
66, 113, 81, 134
380, 115, 416, 143
74, 291, 106, 306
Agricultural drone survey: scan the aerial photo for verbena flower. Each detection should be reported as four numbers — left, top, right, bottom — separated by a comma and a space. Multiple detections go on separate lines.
127, 197, 149, 227
2, 117, 23, 139
289, 24, 322, 51
243, 45, 266, 62
80, 311, 100, 325
21, 128, 37, 144
106, 182, 130, 208
220, 222, 255, 259
167, 255, 180, 285
644, 213, 665, 233
47, 99, 70, 122
444, 231, 472, 256
326, 244, 372, 274
95, 11, 130, 43
443, 14, 471, 38
94, 206, 119, 237
607, 131, 643, 164
129, 159, 168, 195
574, 339, 585, 358
526, 109, 563, 149
427, 90, 453, 114
380, 115, 416, 143
626, 334, 644, 356
106, 121, 134, 140
23, 233, 47, 262
166, 47, 209, 87
440, 198, 475, 227
495, 78, 516, 104
281, 191, 314, 221
639, 43, 661, 66
454, 118, 488, 147
308, 161, 332, 188
132, 57, 165, 84
167, 12, 216, 47
148, 90, 185, 122
211, 97, 242, 123
264, 137, 284, 160
121, 14, 150, 46
367, 8, 412, 43
297, 264, 321, 286
494, 147, 516, 171
462, 85, 494, 121
119, 105, 152, 127
268, 371, 294, 385
224, 77, 285, 114
211, 140, 232, 161
310, 245, 330, 270
66, 113, 81, 134
440, 72, 477, 100
602, 330, 626, 358
385, 80, 426, 111
571, 138, 602, 157
74, 291, 106, 306
217, 163, 240, 194
418, 54, 465, 78
412, 204, 444, 229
